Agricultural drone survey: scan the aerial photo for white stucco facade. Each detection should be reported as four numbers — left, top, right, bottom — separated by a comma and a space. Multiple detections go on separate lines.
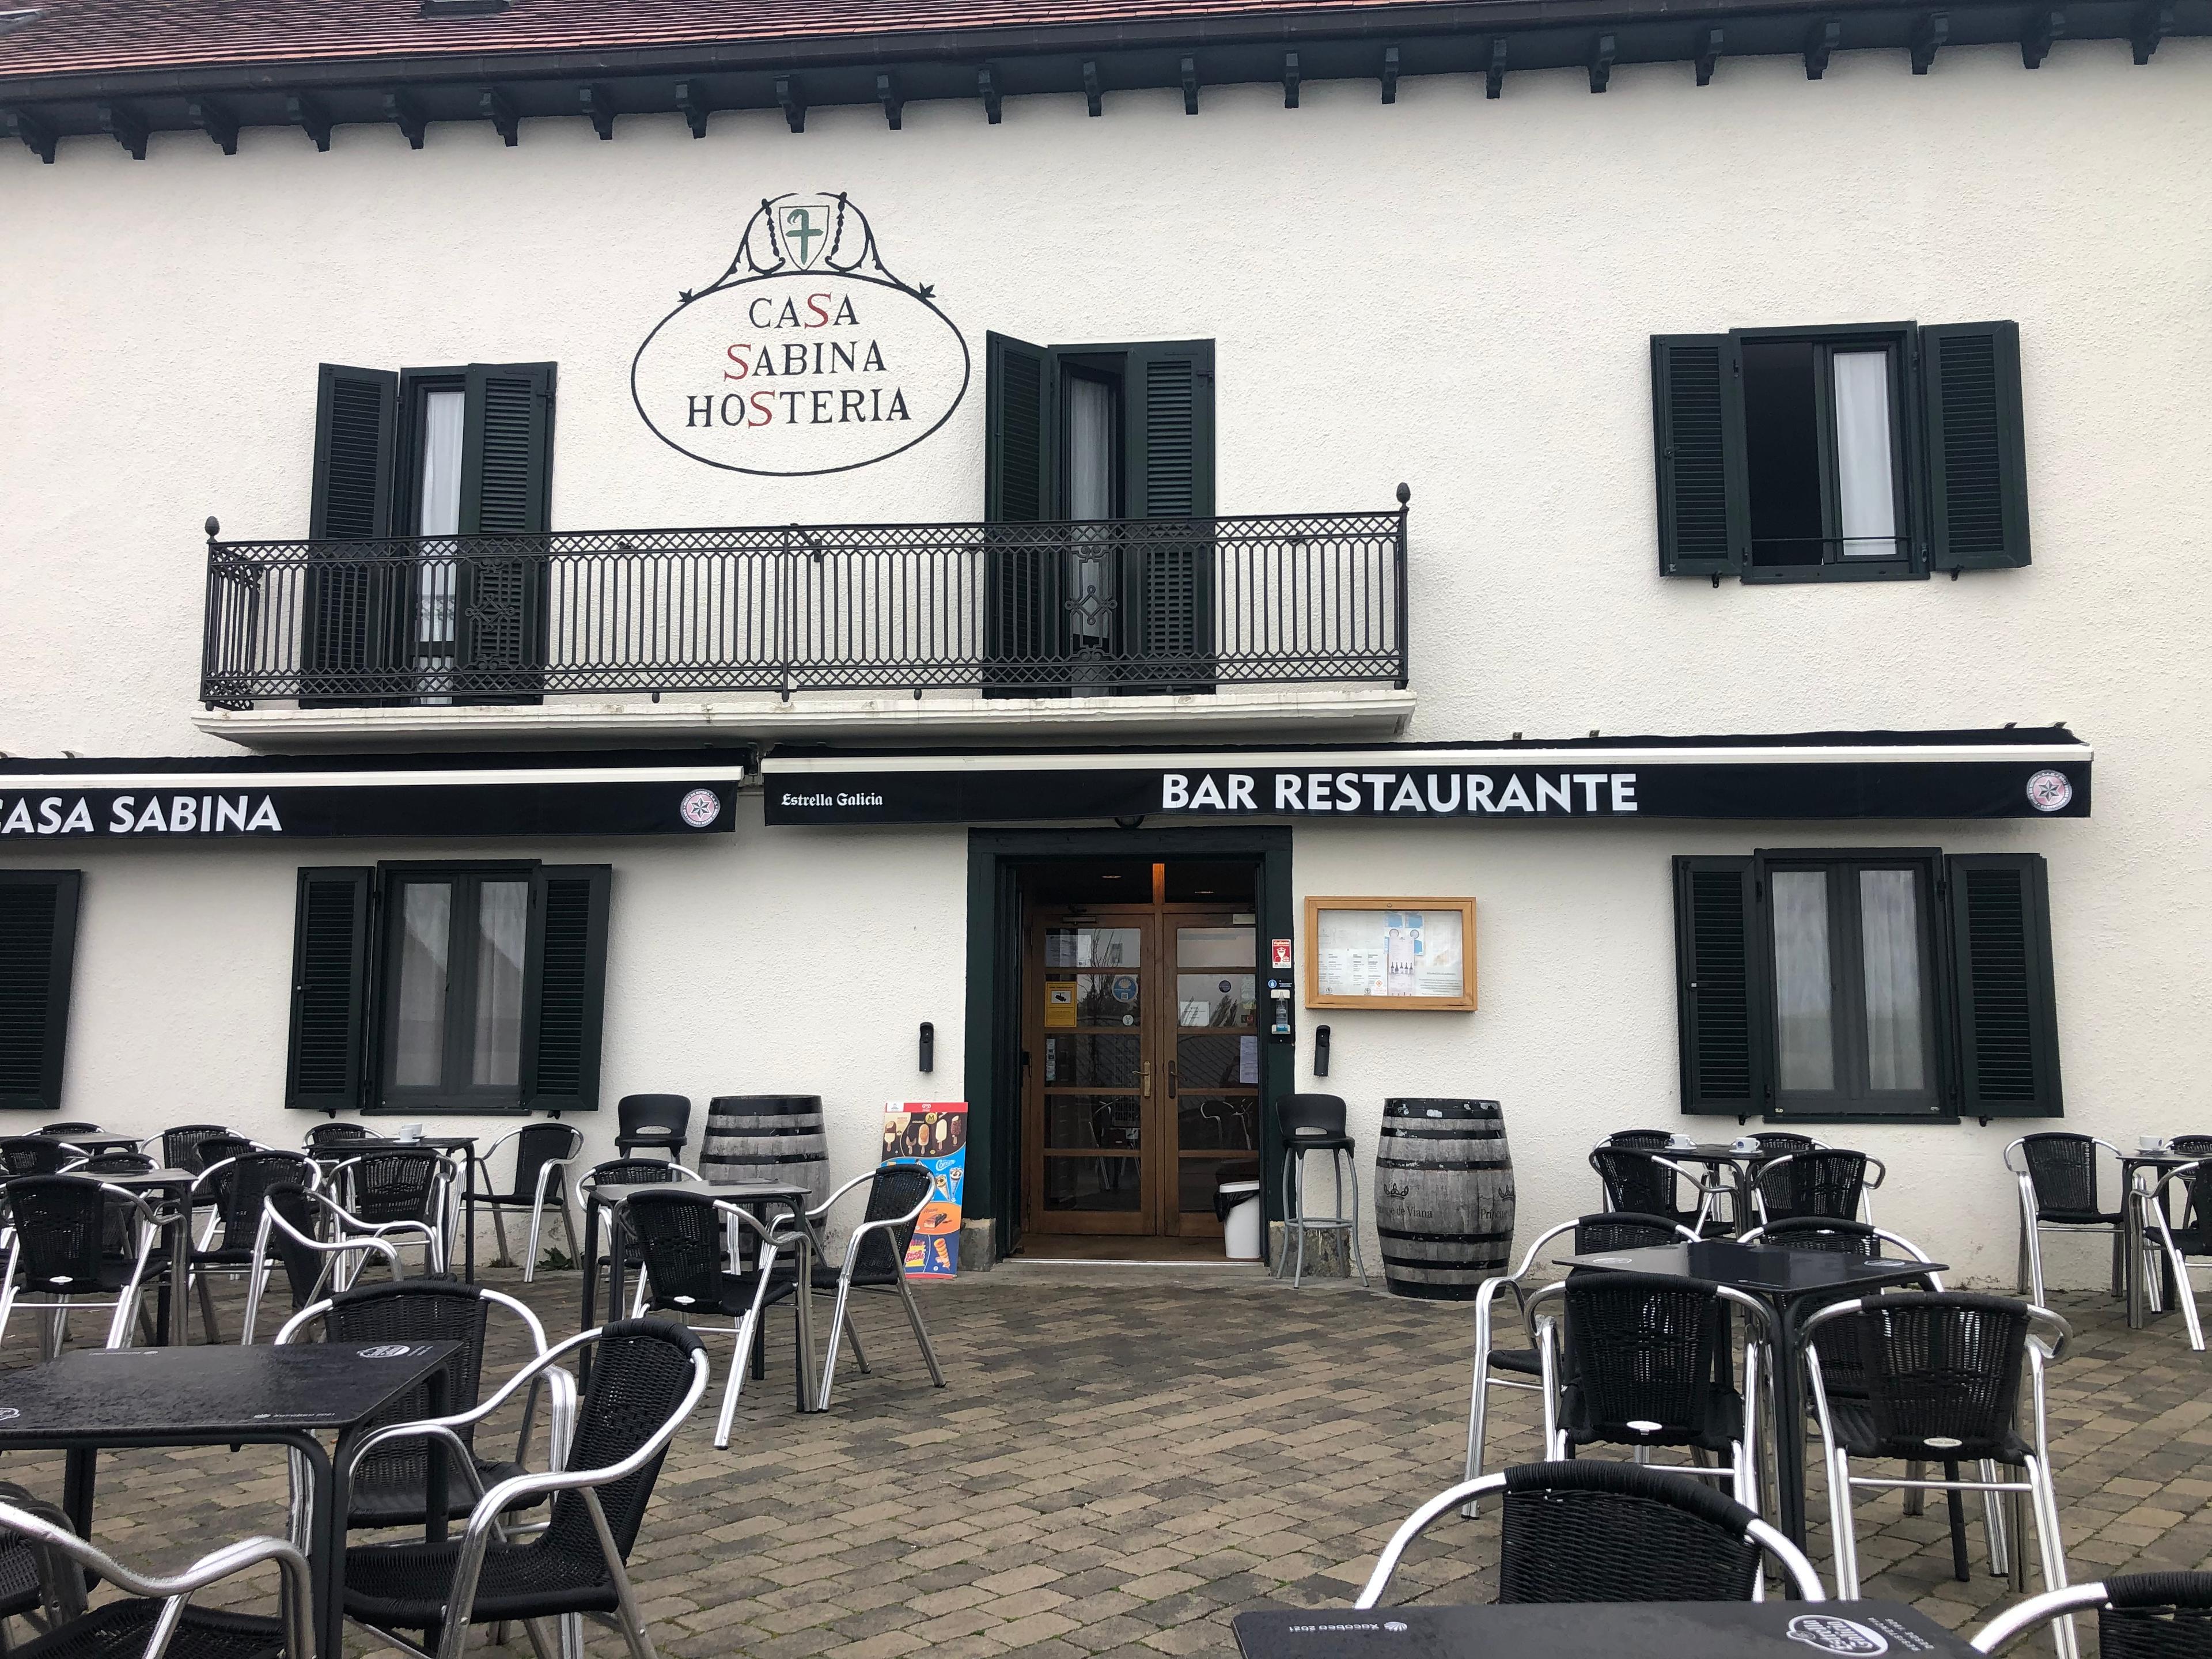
3, 41, 2208, 1283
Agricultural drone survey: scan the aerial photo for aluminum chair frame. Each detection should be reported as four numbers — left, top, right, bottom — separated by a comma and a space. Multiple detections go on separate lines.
325, 1150, 458, 1277
1749, 1150, 1887, 1228
1589, 1146, 1719, 1233
337, 1322, 709, 1659
1970, 1579, 2212, 1656
1527, 1277, 1776, 1517
0, 1179, 166, 1356
476, 1124, 584, 1282
800, 1166, 948, 1411
1462, 1213, 1699, 1511
1353, 1465, 1827, 1610
2003, 1135, 2130, 1308
0, 1497, 314, 1659
2138, 1159, 2212, 1351
1800, 1296, 2075, 1656
239, 1188, 409, 1343
184, 1152, 322, 1341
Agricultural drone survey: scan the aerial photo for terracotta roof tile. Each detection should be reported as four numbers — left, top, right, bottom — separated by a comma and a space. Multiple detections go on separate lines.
0, 0, 1433, 84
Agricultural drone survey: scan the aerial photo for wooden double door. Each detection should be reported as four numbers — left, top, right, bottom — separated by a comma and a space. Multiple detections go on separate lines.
1021, 904, 1262, 1237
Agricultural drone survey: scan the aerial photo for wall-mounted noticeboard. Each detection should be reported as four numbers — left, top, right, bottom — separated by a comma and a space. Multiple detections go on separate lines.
1304, 896, 1477, 1011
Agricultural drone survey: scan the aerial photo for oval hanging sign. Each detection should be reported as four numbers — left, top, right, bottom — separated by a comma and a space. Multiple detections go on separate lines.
631, 192, 970, 478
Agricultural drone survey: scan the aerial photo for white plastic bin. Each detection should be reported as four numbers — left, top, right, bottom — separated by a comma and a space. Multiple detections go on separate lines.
1219, 1179, 1263, 1260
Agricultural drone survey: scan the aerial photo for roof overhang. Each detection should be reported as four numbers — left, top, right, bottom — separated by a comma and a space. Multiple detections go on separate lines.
0, 748, 752, 839
760, 728, 2091, 825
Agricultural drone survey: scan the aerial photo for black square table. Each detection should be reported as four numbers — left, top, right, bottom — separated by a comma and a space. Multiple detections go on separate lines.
1555, 1239, 1947, 1552
1234, 1598, 1977, 1659
0, 1338, 459, 1659
34, 1131, 145, 1158
578, 1180, 819, 1410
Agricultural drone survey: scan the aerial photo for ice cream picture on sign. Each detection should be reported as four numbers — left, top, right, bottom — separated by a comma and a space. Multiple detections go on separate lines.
631, 192, 971, 477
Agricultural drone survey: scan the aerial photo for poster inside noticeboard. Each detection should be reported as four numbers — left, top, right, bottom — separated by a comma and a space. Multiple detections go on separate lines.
1304, 897, 1478, 1011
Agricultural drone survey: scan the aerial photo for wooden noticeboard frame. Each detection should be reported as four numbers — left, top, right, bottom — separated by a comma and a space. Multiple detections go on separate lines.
1302, 896, 1478, 1011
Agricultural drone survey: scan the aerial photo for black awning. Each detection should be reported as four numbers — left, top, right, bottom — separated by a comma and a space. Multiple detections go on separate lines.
0, 748, 752, 840
760, 729, 2089, 825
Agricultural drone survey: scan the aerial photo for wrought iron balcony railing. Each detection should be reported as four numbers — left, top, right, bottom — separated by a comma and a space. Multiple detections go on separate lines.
198, 498, 1410, 709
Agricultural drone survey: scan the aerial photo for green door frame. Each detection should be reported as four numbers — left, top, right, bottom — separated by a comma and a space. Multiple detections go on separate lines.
962, 825, 1294, 1263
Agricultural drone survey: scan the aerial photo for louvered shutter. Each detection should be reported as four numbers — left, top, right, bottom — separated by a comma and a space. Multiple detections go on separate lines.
982, 333, 1057, 690
1945, 853, 2061, 1117
285, 867, 372, 1112
1923, 323, 2031, 571
1650, 335, 1748, 578
0, 872, 82, 1113
1126, 340, 1216, 687
305, 365, 397, 703
1673, 857, 1766, 1115
458, 361, 555, 699
521, 863, 611, 1113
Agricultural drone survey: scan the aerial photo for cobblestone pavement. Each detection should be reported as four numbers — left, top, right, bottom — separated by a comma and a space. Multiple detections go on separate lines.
4, 1262, 2209, 1659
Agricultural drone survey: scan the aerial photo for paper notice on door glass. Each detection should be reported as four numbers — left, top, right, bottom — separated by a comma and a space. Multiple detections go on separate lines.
1238, 1035, 1259, 1084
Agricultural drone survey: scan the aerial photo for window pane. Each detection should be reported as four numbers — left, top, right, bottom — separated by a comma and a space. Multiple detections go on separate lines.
1044, 1156, 1140, 1212
1859, 869, 1927, 1091
1772, 872, 1836, 1092
471, 880, 528, 1088
1066, 375, 1115, 522
1744, 340, 1824, 569
392, 883, 452, 1088
1832, 350, 1898, 557
1176, 926, 1253, 968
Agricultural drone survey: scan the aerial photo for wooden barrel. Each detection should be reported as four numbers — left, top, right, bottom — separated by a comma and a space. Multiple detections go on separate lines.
701, 1095, 830, 1207
1373, 1098, 1515, 1300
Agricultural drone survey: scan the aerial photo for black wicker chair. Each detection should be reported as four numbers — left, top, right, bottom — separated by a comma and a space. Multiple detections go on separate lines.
1354, 1460, 1824, 1609
2003, 1133, 2127, 1306
37, 1123, 101, 1138
1974, 1572, 2212, 1658
0, 1139, 84, 1178
0, 1177, 164, 1357
328, 1149, 454, 1275
1748, 1149, 1884, 1227
805, 1162, 948, 1410
62, 1152, 155, 1177
473, 1124, 584, 1282
1526, 1270, 1771, 1510
1801, 1291, 2074, 1641
185, 1152, 319, 1342
277, 1279, 568, 1530
157, 1124, 236, 1172
2137, 1160, 2212, 1352
339, 1320, 708, 1659
303, 1122, 375, 1160
1462, 1211, 1697, 1509
581, 1158, 704, 1307
615, 1094, 692, 1161
1588, 1146, 1708, 1234
240, 1184, 411, 1343
621, 1187, 804, 1446
0, 1481, 84, 1644
0, 1491, 312, 1659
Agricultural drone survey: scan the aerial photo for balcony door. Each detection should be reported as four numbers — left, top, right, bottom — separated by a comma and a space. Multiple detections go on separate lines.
1022, 899, 1260, 1239
982, 334, 1216, 696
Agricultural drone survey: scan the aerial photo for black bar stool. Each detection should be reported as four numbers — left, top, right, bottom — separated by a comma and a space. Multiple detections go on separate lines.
1275, 1093, 1368, 1288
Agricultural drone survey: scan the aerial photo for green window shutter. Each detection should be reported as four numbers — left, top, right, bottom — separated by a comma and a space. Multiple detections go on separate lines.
1125, 340, 1216, 681
0, 871, 82, 1113
285, 866, 372, 1112
459, 362, 555, 697
1945, 853, 2062, 1116
982, 333, 1057, 687
305, 365, 397, 704
1673, 856, 1767, 1115
1923, 322, 2031, 572
521, 863, 611, 1113
1650, 335, 1747, 578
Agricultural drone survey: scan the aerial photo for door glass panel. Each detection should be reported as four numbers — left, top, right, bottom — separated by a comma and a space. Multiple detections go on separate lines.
1044, 1033, 1140, 1088
1858, 869, 1927, 1090
1077, 972, 1142, 1026
1047, 1095, 1142, 1152
1046, 1156, 1141, 1212
1177, 1096, 1260, 1152
1043, 926, 1140, 968
392, 882, 453, 1088
1177, 1033, 1253, 1090
1176, 927, 1254, 968
1772, 871, 1836, 1092
1832, 350, 1898, 558
1176, 974, 1253, 1028
471, 880, 528, 1088
1179, 1156, 1249, 1215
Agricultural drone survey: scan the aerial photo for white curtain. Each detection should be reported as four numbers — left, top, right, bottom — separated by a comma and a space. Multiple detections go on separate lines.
1771, 871, 1836, 1092
415, 389, 465, 697
471, 880, 529, 1087
1832, 351, 1896, 557
393, 883, 452, 1088
1065, 376, 1114, 645
1859, 869, 1926, 1090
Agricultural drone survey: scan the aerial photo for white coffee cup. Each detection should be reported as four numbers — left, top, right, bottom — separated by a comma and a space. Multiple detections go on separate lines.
1731, 1137, 1759, 1154
1668, 1133, 1695, 1150
400, 1122, 425, 1143
2141, 1134, 2165, 1154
